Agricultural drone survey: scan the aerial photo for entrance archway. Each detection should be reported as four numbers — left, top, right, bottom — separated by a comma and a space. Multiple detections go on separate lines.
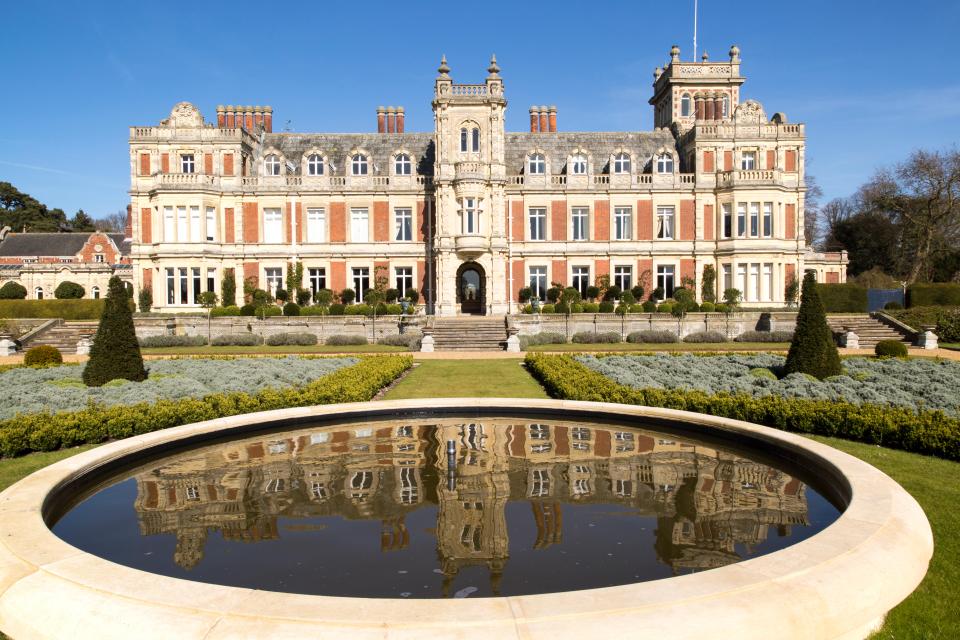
456, 262, 485, 315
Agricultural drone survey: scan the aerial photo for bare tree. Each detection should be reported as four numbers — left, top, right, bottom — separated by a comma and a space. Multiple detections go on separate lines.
819, 197, 857, 251
803, 174, 823, 247
94, 209, 128, 233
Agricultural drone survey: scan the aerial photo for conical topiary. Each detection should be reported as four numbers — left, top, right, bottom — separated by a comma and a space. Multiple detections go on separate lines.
784, 271, 841, 380
82, 276, 147, 387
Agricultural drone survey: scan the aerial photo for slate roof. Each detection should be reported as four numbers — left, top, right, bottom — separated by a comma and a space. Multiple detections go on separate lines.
504, 131, 678, 174
0, 233, 130, 257
263, 133, 435, 176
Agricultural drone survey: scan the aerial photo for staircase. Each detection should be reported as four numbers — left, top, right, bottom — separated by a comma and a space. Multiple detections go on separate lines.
21, 321, 99, 355
826, 314, 912, 349
430, 316, 507, 351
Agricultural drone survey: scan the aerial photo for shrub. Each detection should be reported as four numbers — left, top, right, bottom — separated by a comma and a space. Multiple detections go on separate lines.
598, 302, 614, 313
384, 304, 403, 315
888, 306, 960, 342
211, 305, 241, 317
138, 335, 208, 348
328, 303, 345, 316
570, 303, 584, 314
340, 288, 356, 304
260, 306, 282, 317
518, 332, 567, 349
265, 332, 318, 346
296, 289, 312, 306
138, 288, 153, 313
884, 301, 904, 311
240, 304, 256, 316
699, 302, 716, 313
82, 277, 146, 387
585, 285, 600, 301
283, 302, 301, 316
817, 283, 868, 312
521, 304, 533, 314
211, 333, 263, 346
518, 287, 532, 303
406, 288, 420, 304
627, 330, 678, 343
683, 330, 727, 343
628, 304, 643, 313
875, 340, 908, 358
378, 333, 421, 349
714, 303, 729, 314
907, 283, 960, 307
735, 330, 795, 343
274, 287, 289, 303
571, 331, 621, 344
641, 300, 657, 313
603, 286, 621, 302
326, 334, 367, 346
0, 299, 106, 319
581, 302, 600, 313
786, 271, 842, 380
24, 345, 63, 367
221, 271, 237, 307
54, 281, 85, 299
554, 302, 569, 314
541, 304, 556, 314
0, 282, 27, 299
630, 285, 645, 301
749, 367, 778, 380
657, 302, 674, 314
344, 304, 371, 316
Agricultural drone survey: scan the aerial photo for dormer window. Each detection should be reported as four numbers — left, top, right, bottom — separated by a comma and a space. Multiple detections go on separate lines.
351, 154, 368, 175
264, 154, 281, 176
741, 151, 756, 170
681, 94, 691, 117
571, 154, 587, 175
656, 154, 674, 174
307, 154, 324, 176
614, 152, 631, 174
180, 154, 195, 174
394, 153, 412, 175
528, 153, 545, 175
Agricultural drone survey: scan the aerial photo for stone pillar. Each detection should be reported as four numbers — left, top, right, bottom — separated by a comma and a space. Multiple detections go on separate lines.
0, 339, 16, 356
714, 95, 724, 120
506, 327, 520, 353
841, 328, 859, 349
917, 326, 938, 350
76, 338, 92, 356
695, 95, 704, 120
420, 329, 434, 352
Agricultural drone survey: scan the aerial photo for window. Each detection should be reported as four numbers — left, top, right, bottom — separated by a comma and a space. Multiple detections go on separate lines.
462, 198, 479, 235
180, 154, 195, 174
656, 265, 676, 298
93, 253, 105, 263
399, 467, 419, 504
163, 206, 174, 241
763, 202, 773, 237
530, 469, 550, 497
681, 94, 691, 117
91, 285, 100, 299
306, 208, 325, 243
307, 154, 324, 176
472, 128, 480, 152
614, 265, 632, 292
206, 267, 216, 292
737, 203, 747, 237
722, 203, 732, 238
571, 154, 587, 175
395, 267, 413, 297
529, 266, 547, 301
749, 202, 760, 237
351, 154, 368, 175
572, 266, 590, 298
460, 128, 468, 152
189, 206, 202, 242
34, 286, 43, 300
613, 152, 631, 174
186, 486, 199, 500
572, 207, 589, 241
311, 482, 327, 500
737, 263, 748, 300
656, 154, 674, 174
741, 151, 756, 170
656, 206, 675, 239
722, 264, 732, 292
205, 207, 216, 241
350, 208, 369, 242
176, 206, 188, 241
528, 153, 545, 174
614, 206, 632, 240
352, 267, 370, 301
165, 266, 200, 305
460, 127, 480, 153
528, 207, 546, 240
722, 94, 730, 118
264, 154, 280, 176
308, 267, 326, 294
394, 153, 411, 175
263, 208, 282, 243
395, 208, 412, 241
763, 263, 773, 301
265, 267, 283, 296
750, 263, 761, 301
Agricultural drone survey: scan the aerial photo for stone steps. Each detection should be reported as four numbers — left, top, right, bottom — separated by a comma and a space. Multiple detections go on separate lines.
21, 322, 98, 355
826, 316, 912, 348
430, 317, 507, 352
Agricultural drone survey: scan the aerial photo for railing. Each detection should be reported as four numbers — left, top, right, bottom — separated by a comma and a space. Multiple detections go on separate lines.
551, 176, 566, 185
717, 170, 778, 186
454, 162, 484, 181
694, 122, 804, 139
451, 84, 487, 97
157, 173, 218, 186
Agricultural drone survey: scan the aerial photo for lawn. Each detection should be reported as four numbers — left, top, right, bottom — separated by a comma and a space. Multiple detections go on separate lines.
141, 343, 406, 355
382, 358, 548, 399
525, 341, 789, 352
941, 343, 960, 351
0, 444, 98, 492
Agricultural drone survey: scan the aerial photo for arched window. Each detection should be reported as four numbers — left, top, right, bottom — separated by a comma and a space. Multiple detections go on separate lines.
460, 128, 468, 152
656, 153, 674, 174
613, 152, 631, 174
394, 153, 411, 175
471, 128, 480, 152
264, 154, 281, 176
722, 95, 730, 118
34, 287, 43, 300
307, 154, 324, 176
681, 94, 691, 117
571, 154, 587, 175
528, 153, 545, 174
460, 126, 480, 153
91, 286, 100, 299
351, 154, 368, 175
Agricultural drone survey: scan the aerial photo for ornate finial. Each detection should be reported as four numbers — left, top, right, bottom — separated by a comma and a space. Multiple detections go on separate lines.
670, 45, 680, 62
701, 51, 709, 62
438, 55, 450, 77
654, 66, 663, 80
729, 44, 740, 62
487, 54, 500, 77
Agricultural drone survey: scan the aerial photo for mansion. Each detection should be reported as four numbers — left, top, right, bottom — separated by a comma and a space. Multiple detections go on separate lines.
128, 45, 846, 315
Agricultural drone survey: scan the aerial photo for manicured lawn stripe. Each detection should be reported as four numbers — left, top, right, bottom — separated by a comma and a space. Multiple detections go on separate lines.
383, 359, 548, 400
525, 342, 789, 352
141, 344, 407, 355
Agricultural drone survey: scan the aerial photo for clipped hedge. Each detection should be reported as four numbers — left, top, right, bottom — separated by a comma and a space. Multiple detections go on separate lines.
525, 353, 960, 460
211, 306, 242, 317
735, 330, 795, 343
816, 283, 868, 312
0, 299, 107, 319
139, 335, 208, 348
907, 283, 960, 308
265, 332, 318, 346
683, 330, 728, 343
519, 332, 567, 349
326, 334, 367, 346
378, 333, 421, 349
211, 333, 263, 346
626, 330, 678, 344
875, 340, 908, 358
888, 306, 960, 342
0, 355, 413, 458
23, 345, 63, 367
571, 331, 621, 344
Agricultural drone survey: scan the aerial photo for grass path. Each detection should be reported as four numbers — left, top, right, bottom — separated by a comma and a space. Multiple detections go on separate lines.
383, 359, 548, 399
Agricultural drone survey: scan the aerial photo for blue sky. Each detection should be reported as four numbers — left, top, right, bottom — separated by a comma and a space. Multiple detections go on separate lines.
1, 0, 957, 218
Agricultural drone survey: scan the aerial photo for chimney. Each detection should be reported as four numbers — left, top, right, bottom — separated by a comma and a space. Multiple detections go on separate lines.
529, 106, 538, 132
125, 204, 133, 239
263, 106, 272, 132
244, 107, 254, 131
704, 95, 715, 121
253, 106, 263, 130
538, 106, 548, 134
713, 94, 723, 121
694, 95, 704, 120
225, 105, 235, 128
387, 106, 396, 133
548, 106, 557, 132
216, 105, 225, 127
377, 106, 386, 133
396, 106, 404, 133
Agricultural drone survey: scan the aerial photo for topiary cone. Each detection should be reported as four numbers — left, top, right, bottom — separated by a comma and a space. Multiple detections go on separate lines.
82, 276, 147, 387
784, 271, 841, 380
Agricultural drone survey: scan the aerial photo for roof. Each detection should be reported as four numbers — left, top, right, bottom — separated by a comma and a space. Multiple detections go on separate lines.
0, 232, 130, 258
263, 133, 435, 176
504, 130, 677, 174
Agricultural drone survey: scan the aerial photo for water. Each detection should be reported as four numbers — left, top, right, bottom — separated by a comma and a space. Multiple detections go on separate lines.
51, 415, 841, 598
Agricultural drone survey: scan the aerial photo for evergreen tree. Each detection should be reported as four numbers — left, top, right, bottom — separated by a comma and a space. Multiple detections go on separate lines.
221, 269, 237, 307
784, 271, 841, 379
82, 276, 146, 387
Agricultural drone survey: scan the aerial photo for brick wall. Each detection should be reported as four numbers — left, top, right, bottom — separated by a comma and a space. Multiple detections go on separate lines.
551, 201, 566, 241
723, 150, 732, 172
285, 203, 293, 243
417, 200, 427, 241
373, 202, 389, 242
785, 262, 796, 286
417, 259, 427, 297
242, 203, 258, 243
140, 208, 152, 244
330, 261, 346, 291
142, 268, 153, 293
594, 200, 609, 241
680, 258, 696, 285
766, 150, 775, 170
511, 200, 524, 240
330, 202, 346, 242
551, 259, 567, 286
703, 150, 714, 173
160, 153, 169, 174
224, 207, 235, 243
78, 233, 120, 263
637, 200, 652, 240
204, 153, 213, 175
243, 262, 258, 289
703, 204, 714, 241
680, 199, 695, 241
595, 258, 609, 282
785, 150, 797, 172
295, 203, 303, 243
511, 259, 525, 303
139, 153, 150, 176
785, 203, 796, 239
637, 259, 653, 290
223, 153, 234, 176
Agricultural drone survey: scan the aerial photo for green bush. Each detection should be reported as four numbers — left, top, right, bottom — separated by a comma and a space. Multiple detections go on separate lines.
786, 272, 842, 380
211, 333, 263, 346
139, 335, 208, 348
82, 277, 146, 387
0, 299, 106, 319
627, 330, 678, 343
0, 355, 412, 458
328, 303, 345, 316
521, 304, 534, 314
240, 304, 256, 316
598, 302, 614, 313
518, 332, 567, 349
657, 302, 674, 314
581, 302, 600, 313
54, 281, 85, 299
378, 333, 421, 349
571, 331, 621, 344
907, 283, 960, 307
23, 345, 63, 367
816, 283, 868, 312
540, 304, 556, 314
749, 367, 778, 380
714, 303, 729, 313
138, 288, 153, 313
641, 300, 657, 313
884, 301, 904, 311
0, 282, 27, 300
628, 304, 643, 313
260, 306, 282, 317
282, 302, 301, 317
570, 303, 584, 314
888, 306, 960, 342
875, 340, 908, 358
384, 304, 403, 315
265, 332, 317, 346
736, 330, 794, 343
221, 271, 237, 307
211, 306, 241, 317
525, 353, 960, 461
683, 330, 727, 343
326, 334, 367, 346
699, 302, 716, 313
344, 304, 371, 316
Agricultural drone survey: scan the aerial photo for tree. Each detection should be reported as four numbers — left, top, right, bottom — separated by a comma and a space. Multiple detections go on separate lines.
784, 275, 799, 308
314, 288, 334, 313
560, 287, 581, 340
199, 290, 218, 343
0, 181, 68, 232
0, 282, 27, 299
700, 265, 717, 303
69, 209, 96, 232
82, 276, 146, 387
138, 287, 152, 313
616, 291, 635, 339
671, 287, 697, 337
94, 209, 128, 233
825, 206, 900, 277
803, 173, 824, 246
221, 269, 236, 307
54, 281, 85, 299
722, 288, 741, 338
784, 271, 841, 379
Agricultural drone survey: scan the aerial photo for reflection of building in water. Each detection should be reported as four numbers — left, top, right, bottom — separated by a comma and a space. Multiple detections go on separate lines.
133, 420, 810, 577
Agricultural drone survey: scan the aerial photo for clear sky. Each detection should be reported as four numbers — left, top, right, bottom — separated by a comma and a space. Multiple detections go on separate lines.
1, 0, 957, 218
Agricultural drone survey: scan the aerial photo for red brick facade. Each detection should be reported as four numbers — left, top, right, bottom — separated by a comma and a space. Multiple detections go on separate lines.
242, 203, 259, 243
703, 204, 714, 241
594, 200, 609, 241
139, 153, 150, 176
637, 200, 653, 240
223, 153, 234, 176
785, 149, 797, 172
680, 199, 695, 241
140, 208, 152, 244
329, 203, 346, 243
373, 202, 389, 242
224, 207, 235, 243
550, 201, 566, 241
785, 203, 796, 239
330, 261, 346, 291
702, 150, 714, 173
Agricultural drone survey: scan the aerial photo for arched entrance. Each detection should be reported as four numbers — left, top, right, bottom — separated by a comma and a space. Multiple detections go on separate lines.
456, 262, 485, 315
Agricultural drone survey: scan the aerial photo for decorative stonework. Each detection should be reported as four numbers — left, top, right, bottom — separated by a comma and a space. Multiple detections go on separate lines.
734, 99, 767, 123
162, 102, 204, 128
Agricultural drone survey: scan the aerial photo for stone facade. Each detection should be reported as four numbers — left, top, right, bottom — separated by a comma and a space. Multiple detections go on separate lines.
128, 46, 846, 315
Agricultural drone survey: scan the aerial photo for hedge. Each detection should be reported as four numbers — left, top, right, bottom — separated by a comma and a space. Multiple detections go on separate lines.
525, 353, 960, 460
627, 330, 678, 344
735, 330, 794, 343
683, 330, 727, 343
888, 306, 960, 342
816, 283, 868, 312
139, 335, 208, 348
0, 355, 413, 458
571, 331, 621, 344
211, 306, 242, 317
0, 299, 107, 319
211, 333, 262, 346
907, 283, 960, 307
265, 332, 318, 346
326, 334, 367, 346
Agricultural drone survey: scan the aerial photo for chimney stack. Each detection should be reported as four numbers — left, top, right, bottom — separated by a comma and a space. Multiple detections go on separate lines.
263, 106, 273, 132
377, 106, 386, 133
548, 106, 557, 132
216, 106, 225, 127
538, 106, 548, 134
387, 106, 396, 133
125, 204, 132, 239
225, 106, 235, 128
396, 106, 404, 133
253, 106, 263, 130
529, 106, 538, 132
